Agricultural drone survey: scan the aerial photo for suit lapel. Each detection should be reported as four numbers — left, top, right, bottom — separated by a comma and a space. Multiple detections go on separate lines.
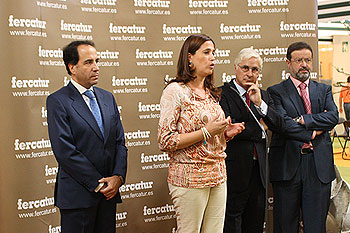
250, 103, 260, 118
94, 88, 111, 142
309, 80, 318, 114
228, 81, 250, 118
284, 79, 305, 115
68, 83, 104, 141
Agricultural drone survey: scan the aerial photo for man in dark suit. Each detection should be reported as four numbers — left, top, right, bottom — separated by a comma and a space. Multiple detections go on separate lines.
267, 41, 338, 233
220, 48, 284, 233
47, 40, 127, 233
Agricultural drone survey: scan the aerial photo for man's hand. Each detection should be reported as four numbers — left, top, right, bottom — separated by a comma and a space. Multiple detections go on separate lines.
246, 80, 262, 107
99, 175, 123, 200
259, 118, 268, 131
311, 130, 324, 140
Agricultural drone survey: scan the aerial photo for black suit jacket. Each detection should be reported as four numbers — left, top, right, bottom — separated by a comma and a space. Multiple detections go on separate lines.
220, 81, 284, 192
267, 78, 338, 183
47, 82, 128, 209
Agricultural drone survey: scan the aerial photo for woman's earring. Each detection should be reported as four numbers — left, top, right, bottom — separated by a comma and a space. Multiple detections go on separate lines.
189, 62, 193, 68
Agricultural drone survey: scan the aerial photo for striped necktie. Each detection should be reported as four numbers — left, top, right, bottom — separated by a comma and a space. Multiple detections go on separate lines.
298, 82, 312, 149
84, 90, 104, 137
298, 82, 311, 114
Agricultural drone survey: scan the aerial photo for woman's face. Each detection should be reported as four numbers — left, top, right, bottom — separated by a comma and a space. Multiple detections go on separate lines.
188, 40, 215, 79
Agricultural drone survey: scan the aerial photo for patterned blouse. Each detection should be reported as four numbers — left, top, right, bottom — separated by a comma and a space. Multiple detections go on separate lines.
158, 82, 227, 188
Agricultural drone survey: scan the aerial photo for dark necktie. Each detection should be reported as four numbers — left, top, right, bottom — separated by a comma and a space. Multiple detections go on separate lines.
84, 90, 104, 137
245, 91, 258, 159
244, 92, 251, 111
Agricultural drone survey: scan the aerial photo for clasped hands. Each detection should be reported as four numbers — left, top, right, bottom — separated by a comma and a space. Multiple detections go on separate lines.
205, 115, 245, 138
98, 175, 123, 200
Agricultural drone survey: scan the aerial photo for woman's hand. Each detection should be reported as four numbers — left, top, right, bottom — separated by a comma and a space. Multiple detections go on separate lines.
225, 117, 245, 138
205, 115, 230, 136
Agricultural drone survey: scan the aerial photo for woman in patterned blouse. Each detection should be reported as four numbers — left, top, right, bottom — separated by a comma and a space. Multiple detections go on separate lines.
158, 34, 245, 233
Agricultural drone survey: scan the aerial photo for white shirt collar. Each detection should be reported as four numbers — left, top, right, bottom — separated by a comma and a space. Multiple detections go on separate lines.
233, 79, 247, 97
290, 76, 310, 89
70, 79, 94, 95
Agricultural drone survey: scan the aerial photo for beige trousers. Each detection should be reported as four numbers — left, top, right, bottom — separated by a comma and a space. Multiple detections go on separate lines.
168, 182, 227, 233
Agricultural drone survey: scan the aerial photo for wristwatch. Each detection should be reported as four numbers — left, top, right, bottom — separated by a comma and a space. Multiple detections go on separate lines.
294, 116, 303, 124
118, 175, 125, 184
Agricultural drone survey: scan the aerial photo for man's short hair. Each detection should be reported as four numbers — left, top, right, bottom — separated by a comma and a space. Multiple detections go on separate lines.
234, 48, 263, 69
63, 40, 95, 75
286, 41, 313, 61
347, 76, 350, 83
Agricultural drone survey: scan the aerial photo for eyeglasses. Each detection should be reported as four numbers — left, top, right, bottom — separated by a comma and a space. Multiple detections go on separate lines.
238, 64, 261, 74
291, 58, 312, 65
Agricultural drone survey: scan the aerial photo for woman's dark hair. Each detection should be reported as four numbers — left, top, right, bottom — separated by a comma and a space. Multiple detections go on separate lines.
63, 40, 95, 75
347, 76, 350, 83
168, 34, 221, 101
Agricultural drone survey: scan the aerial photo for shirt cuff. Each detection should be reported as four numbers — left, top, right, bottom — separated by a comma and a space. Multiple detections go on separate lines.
255, 100, 268, 116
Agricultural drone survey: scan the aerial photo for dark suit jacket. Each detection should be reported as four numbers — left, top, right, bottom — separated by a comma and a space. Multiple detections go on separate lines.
267, 78, 338, 183
220, 81, 284, 192
47, 82, 127, 209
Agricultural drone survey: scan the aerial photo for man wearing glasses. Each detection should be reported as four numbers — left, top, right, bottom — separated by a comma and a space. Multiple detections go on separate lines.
267, 41, 338, 233
219, 48, 284, 233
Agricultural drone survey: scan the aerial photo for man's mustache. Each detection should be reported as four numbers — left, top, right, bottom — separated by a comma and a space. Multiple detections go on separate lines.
298, 67, 310, 72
